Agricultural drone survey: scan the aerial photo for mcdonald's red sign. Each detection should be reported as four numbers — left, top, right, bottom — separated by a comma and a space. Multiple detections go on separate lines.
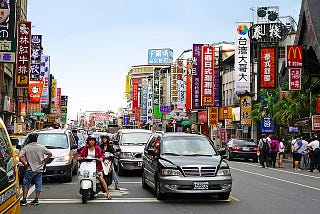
286, 45, 303, 67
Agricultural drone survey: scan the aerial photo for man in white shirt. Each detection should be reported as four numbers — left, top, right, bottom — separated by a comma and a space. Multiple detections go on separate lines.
307, 136, 320, 172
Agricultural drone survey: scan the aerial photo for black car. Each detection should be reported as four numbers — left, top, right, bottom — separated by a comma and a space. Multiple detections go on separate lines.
226, 139, 259, 162
142, 132, 232, 200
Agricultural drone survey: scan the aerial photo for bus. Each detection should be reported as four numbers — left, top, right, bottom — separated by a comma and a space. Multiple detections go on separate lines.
0, 118, 21, 214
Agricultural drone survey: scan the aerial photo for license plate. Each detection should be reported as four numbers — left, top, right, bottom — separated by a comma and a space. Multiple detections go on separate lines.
137, 162, 142, 167
242, 147, 250, 151
193, 181, 209, 190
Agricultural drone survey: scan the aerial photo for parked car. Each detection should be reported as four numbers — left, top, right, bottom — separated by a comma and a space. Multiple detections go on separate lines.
112, 129, 152, 175
19, 128, 78, 182
142, 132, 232, 200
226, 138, 259, 162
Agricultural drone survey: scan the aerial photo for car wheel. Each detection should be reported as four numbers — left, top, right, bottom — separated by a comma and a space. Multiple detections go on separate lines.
65, 170, 72, 182
155, 177, 164, 200
218, 192, 230, 200
142, 169, 148, 189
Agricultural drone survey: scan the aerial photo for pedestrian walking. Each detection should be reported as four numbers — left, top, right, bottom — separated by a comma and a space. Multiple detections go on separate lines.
300, 136, 309, 170
292, 136, 303, 171
258, 134, 270, 168
278, 138, 286, 168
307, 136, 320, 172
18, 133, 53, 206
269, 138, 280, 168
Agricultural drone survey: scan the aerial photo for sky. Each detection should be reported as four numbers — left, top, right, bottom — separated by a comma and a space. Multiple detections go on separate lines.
27, 0, 302, 121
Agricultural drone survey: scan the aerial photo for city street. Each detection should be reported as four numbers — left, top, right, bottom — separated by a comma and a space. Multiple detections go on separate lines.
21, 160, 320, 214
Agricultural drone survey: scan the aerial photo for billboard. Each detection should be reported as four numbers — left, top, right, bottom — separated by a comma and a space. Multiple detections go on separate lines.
148, 48, 173, 64
260, 47, 276, 88
235, 22, 251, 93
201, 46, 215, 106
286, 45, 303, 67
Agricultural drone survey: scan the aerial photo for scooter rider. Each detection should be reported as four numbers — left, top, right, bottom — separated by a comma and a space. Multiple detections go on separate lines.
77, 135, 111, 199
100, 133, 120, 190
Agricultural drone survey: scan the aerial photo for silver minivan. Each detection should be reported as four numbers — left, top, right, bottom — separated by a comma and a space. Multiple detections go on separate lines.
20, 128, 78, 182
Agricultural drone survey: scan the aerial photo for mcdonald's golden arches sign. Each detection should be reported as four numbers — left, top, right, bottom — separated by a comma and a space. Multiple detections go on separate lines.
286, 45, 303, 67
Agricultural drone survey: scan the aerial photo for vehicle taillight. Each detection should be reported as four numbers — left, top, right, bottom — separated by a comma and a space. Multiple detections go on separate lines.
232, 146, 240, 150
253, 147, 259, 151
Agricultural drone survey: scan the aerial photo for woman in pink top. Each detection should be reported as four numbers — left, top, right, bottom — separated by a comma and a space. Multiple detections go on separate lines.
269, 139, 280, 168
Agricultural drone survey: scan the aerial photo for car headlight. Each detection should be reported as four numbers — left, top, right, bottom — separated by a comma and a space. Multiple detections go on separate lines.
120, 152, 134, 158
216, 168, 231, 176
161, 168, 182, 176
55, 155, 71, 163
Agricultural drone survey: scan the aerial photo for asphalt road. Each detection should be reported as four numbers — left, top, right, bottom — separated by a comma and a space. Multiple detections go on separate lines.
20, 159, 320, 214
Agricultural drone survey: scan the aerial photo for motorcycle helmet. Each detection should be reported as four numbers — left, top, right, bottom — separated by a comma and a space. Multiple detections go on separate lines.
86, 135, 97, 144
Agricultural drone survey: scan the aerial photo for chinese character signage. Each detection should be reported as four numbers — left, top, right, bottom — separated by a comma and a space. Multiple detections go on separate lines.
192, 44, 203, 109
260, 47, 276, 88
235, 22, 251, 93
16, 21, 32, 88
0, 0, 16, 39
249, 23, 288, 43
317, 98, 320, 114
40, 55, 50, 106
286, 45, 303, 67
132, 80, 139, 112
312, 115, 320, 131
0, 38, 16, 62
198, 111, 207, 123
141, 78, 148, 117
186, 59, 193, 110
170, 64, 178, 103
240, 95, 252, 126
30, 35, 43, 81
148, 48, 173, 64
201, 46, 215, 106
289, 68, 301, 90
153, 68, 162, 118
28, 80, 44, 103
219, 106, 232, 120
208, 107, 218, 126
60, 95, 68, 113
260, 117, 274, 133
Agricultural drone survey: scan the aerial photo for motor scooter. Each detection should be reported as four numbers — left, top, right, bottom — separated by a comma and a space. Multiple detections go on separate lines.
78, 157, 103, 203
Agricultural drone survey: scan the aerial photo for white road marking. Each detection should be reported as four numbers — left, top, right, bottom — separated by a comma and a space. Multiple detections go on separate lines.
32, 198, 231, 204
232, 162, 320, 179
232, 167, 320, 191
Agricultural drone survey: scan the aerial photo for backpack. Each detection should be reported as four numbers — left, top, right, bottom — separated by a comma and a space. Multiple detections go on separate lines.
261, 138, 270, 152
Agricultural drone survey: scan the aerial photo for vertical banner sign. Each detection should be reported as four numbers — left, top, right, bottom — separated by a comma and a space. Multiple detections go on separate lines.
125, 74, 130, 98
56, 88, 61, 108
240, 95, 252, 126
50, 78, 57, 114
286, 45, 303, 67
170, 64, 178, 104
201, 46, 215, 106
0, 0, 16, 38
317, 98, 320, 114
214, 68, 220, 106
60, 95, 68, 113
186, 59, 193, 110
177, 59, 185, 105
16, 21, 32, 87
147, 84, 153, 125
132, 79, 139, 113
198, 111, 207, 123
141, 79, 148, 119
289, 68, 301, 90
30, 35, 42, 81
28, 80, 44, 103
192, 44, 203, 109
40, 56, 50, 106
260, 47, 276, 88
235, 22, 251, 93
208, 107, 218, 126
153, 68, 162, 118
311, 115, 320, 131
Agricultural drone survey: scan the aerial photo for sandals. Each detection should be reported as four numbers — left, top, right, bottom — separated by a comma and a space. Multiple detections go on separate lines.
106, 192, 112, 200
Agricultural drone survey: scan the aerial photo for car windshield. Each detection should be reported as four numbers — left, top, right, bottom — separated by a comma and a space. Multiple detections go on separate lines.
36, 134, 68, 149
121, 132, 152, 145
161, 136, 216, 156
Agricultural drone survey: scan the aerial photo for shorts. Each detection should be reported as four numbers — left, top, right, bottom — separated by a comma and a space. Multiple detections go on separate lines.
22, 171, 43, 192
293, 153, 302, 161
